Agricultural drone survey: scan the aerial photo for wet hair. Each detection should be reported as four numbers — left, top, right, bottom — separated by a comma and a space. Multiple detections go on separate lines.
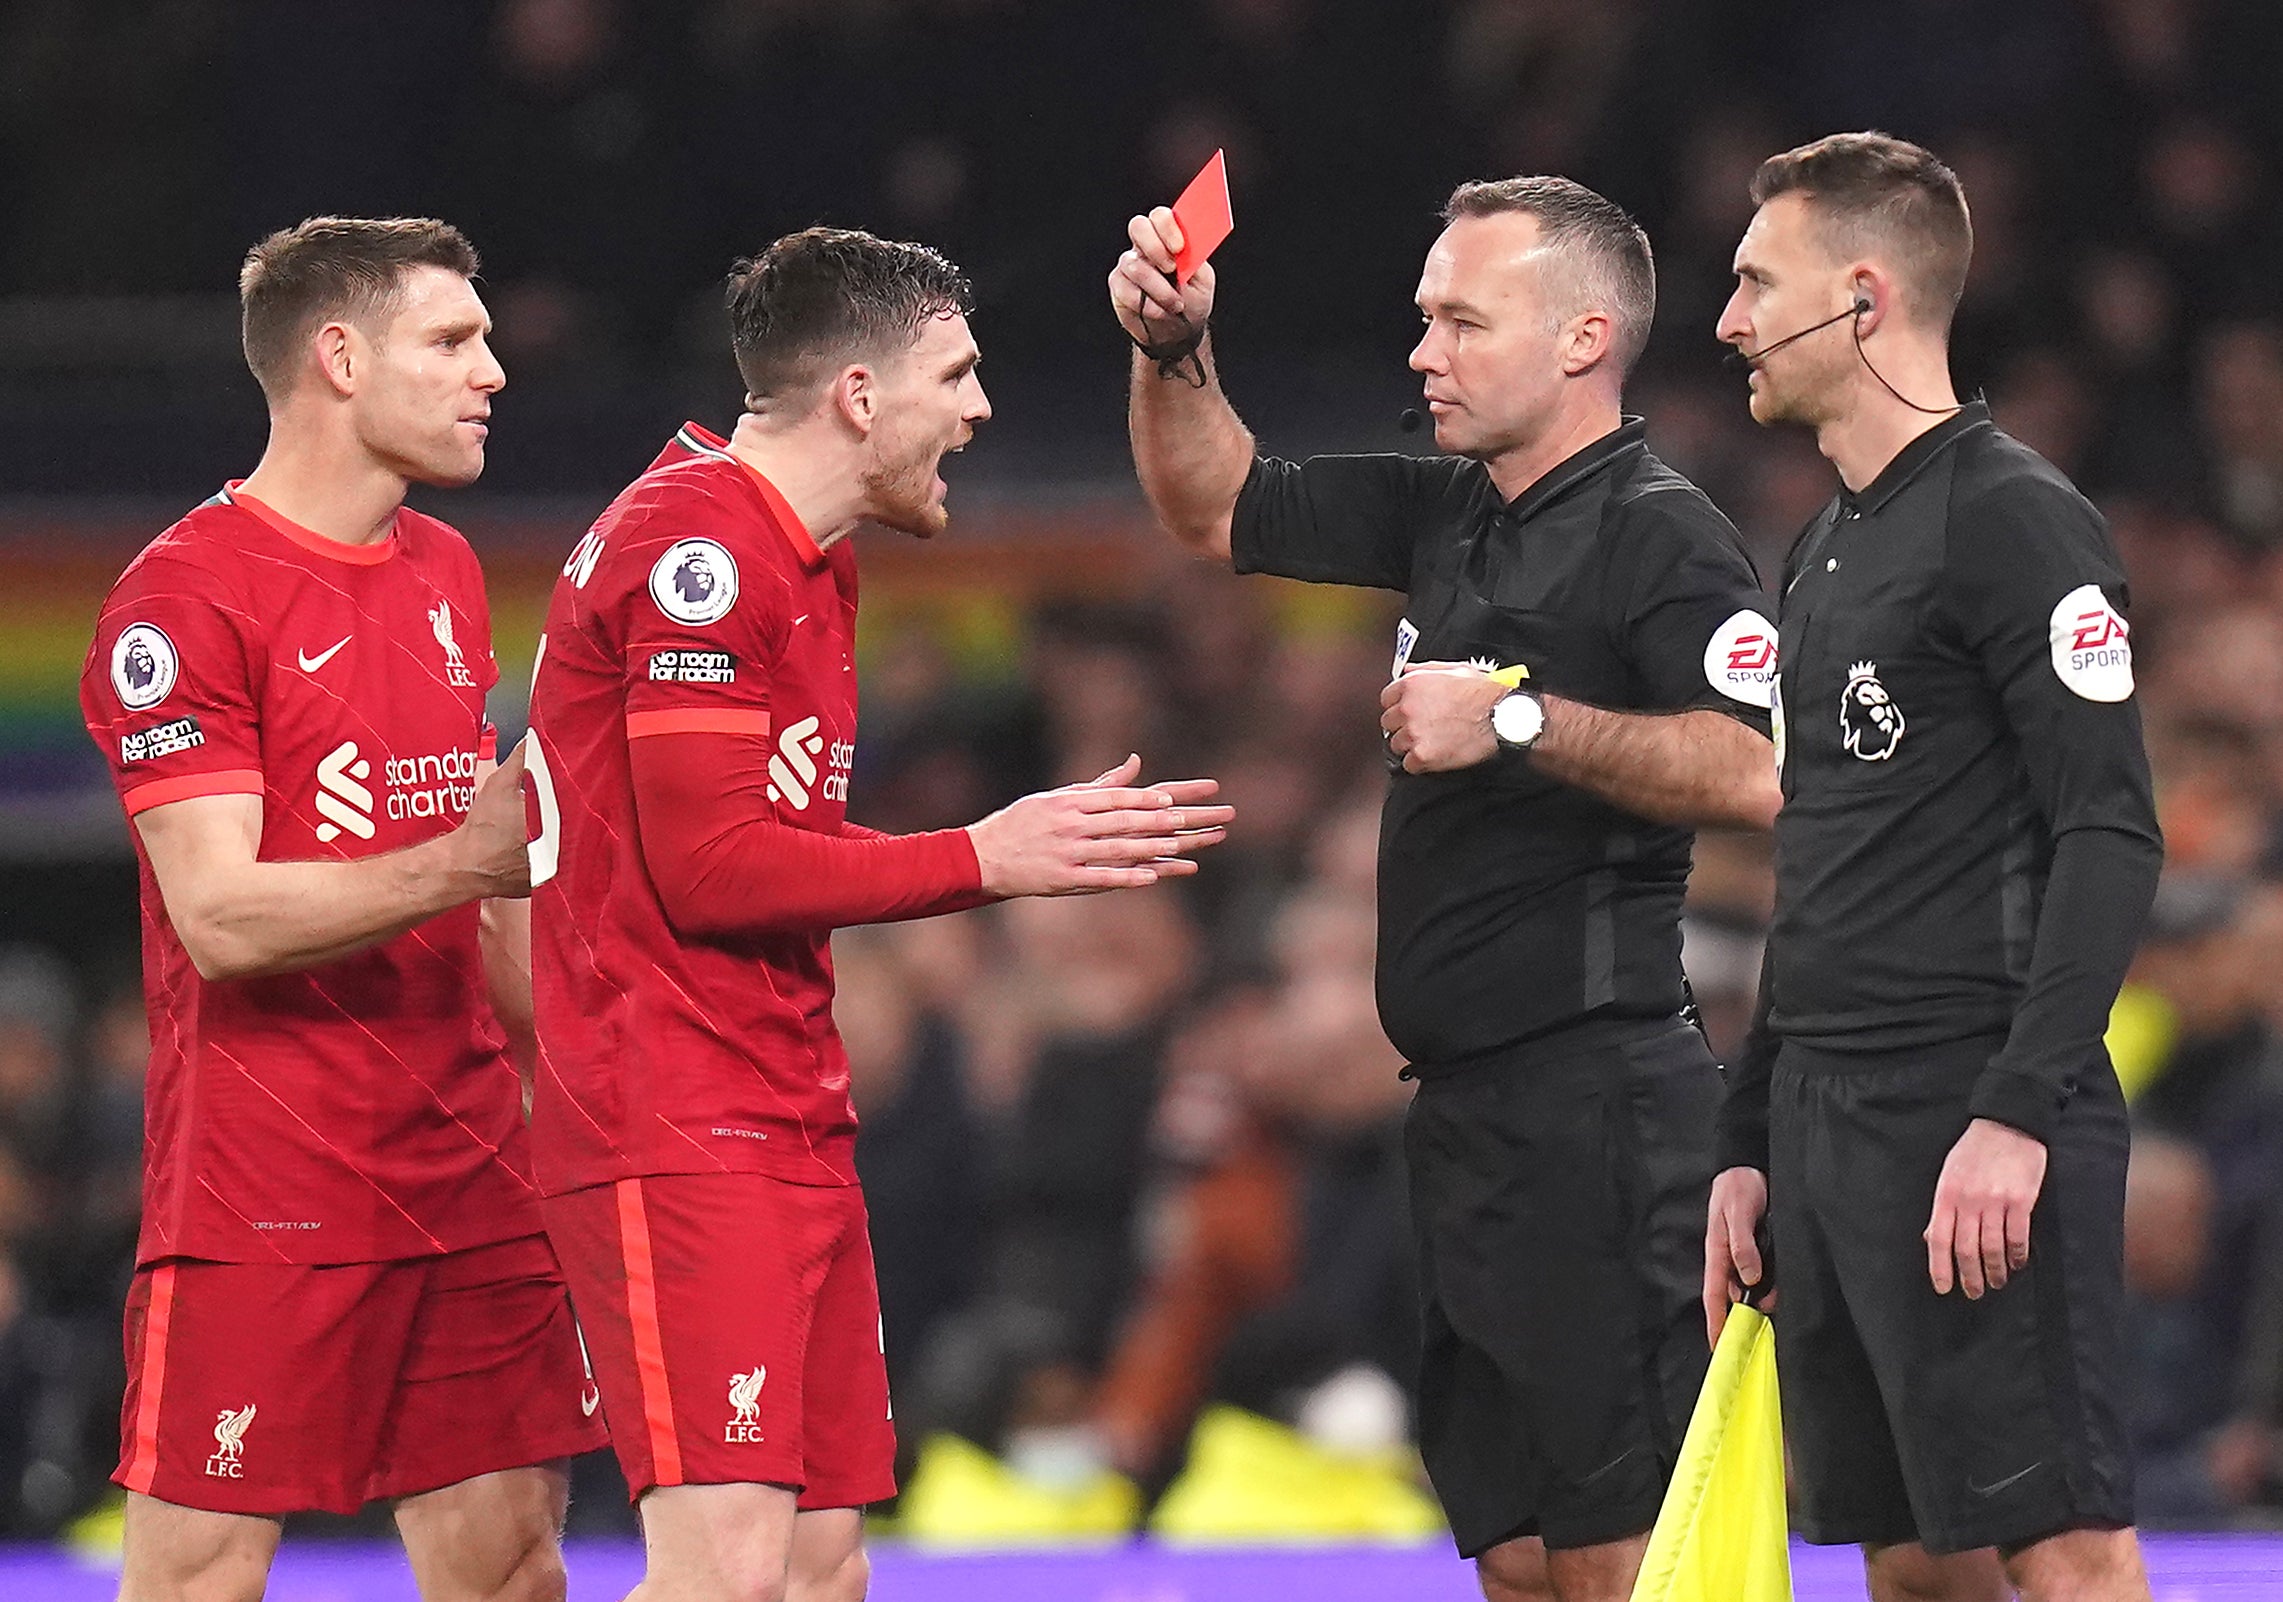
1750, 132, 1973, 328
1442, 175, 1657, 375
239, 217, 479, 402
725, 227, 974, 403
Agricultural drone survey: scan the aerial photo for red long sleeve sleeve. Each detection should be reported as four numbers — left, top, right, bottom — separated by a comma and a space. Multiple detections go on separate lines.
630, 729, 990, 939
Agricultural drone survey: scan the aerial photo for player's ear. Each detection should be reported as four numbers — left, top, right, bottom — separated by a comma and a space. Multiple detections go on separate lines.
834, 364, 877, 437
313, 321, 359, 399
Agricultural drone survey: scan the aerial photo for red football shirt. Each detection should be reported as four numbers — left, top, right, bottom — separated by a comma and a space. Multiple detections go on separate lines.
526, 424, 979, 1195
80, 488, 543, 1266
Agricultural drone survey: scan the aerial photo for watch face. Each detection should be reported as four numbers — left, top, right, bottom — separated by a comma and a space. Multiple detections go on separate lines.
1493, 691, 1544, 747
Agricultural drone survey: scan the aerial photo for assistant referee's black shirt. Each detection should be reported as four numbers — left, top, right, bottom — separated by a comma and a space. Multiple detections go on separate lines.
1715, 403, 2163, 1166
1231, 419, 1775, 1069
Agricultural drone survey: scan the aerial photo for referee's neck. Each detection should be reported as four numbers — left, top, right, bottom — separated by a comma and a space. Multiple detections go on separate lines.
1484, 397, 1623, 505
1819, 386, 1959, 494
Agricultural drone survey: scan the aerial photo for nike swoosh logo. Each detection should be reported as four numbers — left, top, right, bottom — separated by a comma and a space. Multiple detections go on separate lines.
581, 1385, 600, 1418
1578, 1446, 1638, 1487
298, 637, 352, 672
791, 614, 809, 626
1968, 1460, 2044, 1497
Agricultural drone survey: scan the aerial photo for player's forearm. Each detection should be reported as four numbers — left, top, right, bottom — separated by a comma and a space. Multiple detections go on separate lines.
653, 819, 989, 938
1128, 337, 1253, 559
175, 833, 485, 980
1532, 700, 1781, 831
1971, 822, 2163, 1141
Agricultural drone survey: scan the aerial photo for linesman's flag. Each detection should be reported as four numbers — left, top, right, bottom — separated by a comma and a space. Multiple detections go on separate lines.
1629, 1301, 1792, 1602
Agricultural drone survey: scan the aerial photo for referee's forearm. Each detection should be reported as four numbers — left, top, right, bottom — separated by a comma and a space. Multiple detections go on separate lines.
1973, 822, 2163, 1140
1129, 337, 1251, 558
1532, 699, 1780, 831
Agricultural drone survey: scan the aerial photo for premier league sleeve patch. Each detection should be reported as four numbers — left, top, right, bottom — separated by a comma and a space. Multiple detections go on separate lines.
2048, 584, 2133, 702
1702, 610, 1778, 709
110, 623, 181, 710
649, 539, 739, 625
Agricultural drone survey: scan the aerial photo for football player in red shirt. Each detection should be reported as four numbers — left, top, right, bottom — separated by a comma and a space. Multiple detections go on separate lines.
80, 219, 603, 1602
526, 228, 1232, 1602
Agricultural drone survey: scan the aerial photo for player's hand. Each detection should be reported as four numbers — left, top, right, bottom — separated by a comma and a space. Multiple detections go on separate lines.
457, 741, 534, 900
968, 754, 1234, 899
1380, 663, 1507, 773
1705, 1164, 1772, 1347
1924, 1117, 2047, 1298
1110, 208, 1217, 348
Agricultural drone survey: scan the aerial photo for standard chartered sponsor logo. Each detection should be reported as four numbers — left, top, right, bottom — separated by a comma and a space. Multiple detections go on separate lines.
314, 741, 376, 841
314, 740, 481, 841
764, 717, 852, 809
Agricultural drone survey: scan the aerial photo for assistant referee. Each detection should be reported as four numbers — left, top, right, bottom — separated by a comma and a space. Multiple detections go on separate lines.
1707, 134, 2163, 1602
1111, 178, 1781, 1602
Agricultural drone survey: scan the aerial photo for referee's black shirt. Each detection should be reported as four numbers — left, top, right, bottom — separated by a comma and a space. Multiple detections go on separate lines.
1715, 403, 2163, 1167
1231, 419, 1775, 1070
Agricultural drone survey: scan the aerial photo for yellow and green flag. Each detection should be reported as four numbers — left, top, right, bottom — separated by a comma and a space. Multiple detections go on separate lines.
1630, 1302, 1792, 1602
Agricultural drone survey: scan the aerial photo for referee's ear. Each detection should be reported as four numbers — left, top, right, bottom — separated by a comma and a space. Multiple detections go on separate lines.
1559, 308, 1618, 378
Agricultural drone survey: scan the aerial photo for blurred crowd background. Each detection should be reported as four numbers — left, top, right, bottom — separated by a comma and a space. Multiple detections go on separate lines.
3, 0, 2283, 1546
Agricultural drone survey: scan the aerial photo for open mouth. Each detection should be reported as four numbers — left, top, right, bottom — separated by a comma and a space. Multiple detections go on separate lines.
934, 440, 968, 498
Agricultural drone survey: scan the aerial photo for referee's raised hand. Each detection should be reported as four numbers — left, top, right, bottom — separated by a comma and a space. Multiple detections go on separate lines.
1109, 207, 1218, 348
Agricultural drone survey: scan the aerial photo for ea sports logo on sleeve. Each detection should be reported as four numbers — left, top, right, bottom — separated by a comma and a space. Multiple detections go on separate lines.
2050, 584, 2134, 702
111, 623, 179, 710
649, 540, 738, 625
1703, 610, 1777, 709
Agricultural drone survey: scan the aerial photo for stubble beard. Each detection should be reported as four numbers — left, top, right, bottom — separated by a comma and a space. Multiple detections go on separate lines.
862, 442, 947, 539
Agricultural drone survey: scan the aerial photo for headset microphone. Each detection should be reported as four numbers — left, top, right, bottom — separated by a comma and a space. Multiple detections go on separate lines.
1722, 300, 1872, 370
1725, 296, 1964, 417
1398, 407, 1425, 433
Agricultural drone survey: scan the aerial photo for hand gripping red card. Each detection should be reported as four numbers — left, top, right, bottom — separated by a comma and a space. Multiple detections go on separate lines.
1171, 149, 1234, 284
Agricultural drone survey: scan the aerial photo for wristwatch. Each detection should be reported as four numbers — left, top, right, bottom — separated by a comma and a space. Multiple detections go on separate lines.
1490, 687, 1546, 751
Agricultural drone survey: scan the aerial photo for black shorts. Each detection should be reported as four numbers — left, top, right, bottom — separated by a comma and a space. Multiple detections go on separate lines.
1405, 1016, 1717, 1557
1768, 1035, 2134, 1554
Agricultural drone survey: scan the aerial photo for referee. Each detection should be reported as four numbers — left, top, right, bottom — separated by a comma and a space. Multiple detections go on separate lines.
1706, 134, 2163, 1602
1111, 178, 1781, 1602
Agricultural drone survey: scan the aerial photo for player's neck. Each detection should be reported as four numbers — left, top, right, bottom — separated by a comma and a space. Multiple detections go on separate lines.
237, 420, 409, 547
1482, 394, 1623, 505
724, 417, 866, 552
1816, 347, 1959, 494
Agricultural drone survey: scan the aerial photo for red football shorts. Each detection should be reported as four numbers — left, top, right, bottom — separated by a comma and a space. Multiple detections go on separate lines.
542, 1172, 895, 1508
115, 1233, 607, 1516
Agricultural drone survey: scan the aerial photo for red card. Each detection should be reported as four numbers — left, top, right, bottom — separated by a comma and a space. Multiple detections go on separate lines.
1171, 149, 1234, 285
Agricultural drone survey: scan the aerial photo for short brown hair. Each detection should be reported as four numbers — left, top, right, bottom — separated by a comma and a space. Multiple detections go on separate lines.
1442, 176, 1657, 375
239, 217, 479, 402
726, 227, 975, 403
1750, 133, 1972, 327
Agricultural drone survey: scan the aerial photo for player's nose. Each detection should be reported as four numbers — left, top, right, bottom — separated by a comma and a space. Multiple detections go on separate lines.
473, 338, 506, 394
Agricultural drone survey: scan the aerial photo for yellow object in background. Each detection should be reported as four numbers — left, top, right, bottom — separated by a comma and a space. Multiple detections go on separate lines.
1631, 1303, 1792, 1602
1149, 1405, 1445, 1545
894, 1432, 1139, 1547
2105, 983, 2178, 1103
